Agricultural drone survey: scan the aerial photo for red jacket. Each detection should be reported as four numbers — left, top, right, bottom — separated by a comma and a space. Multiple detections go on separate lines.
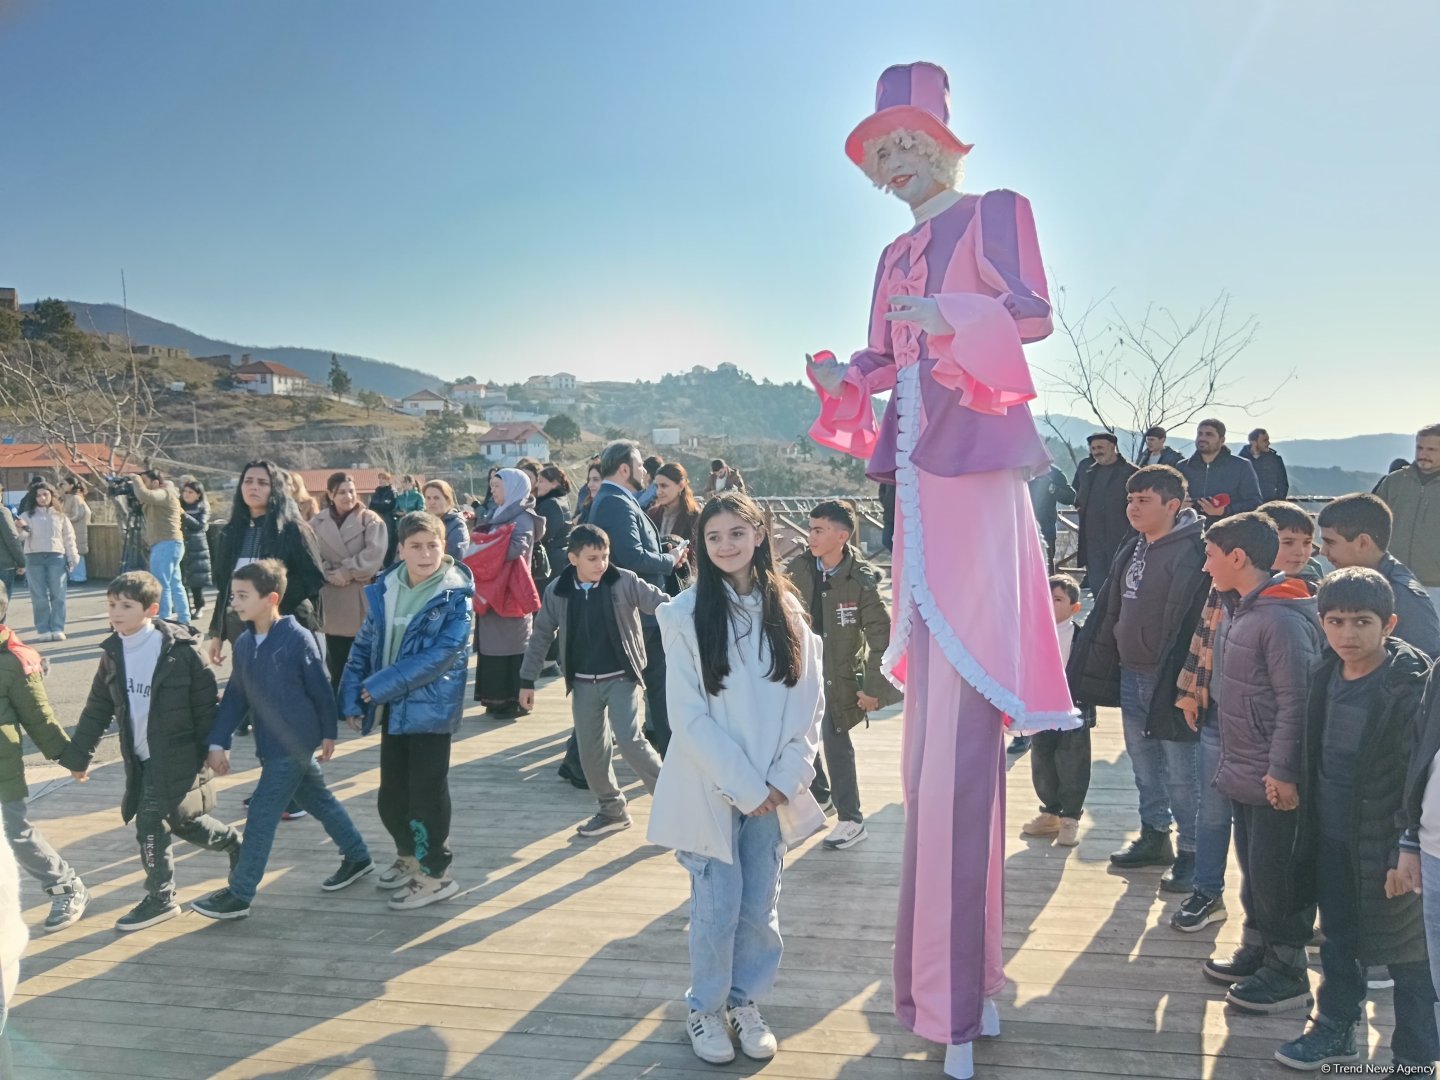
463, 523, 540, 618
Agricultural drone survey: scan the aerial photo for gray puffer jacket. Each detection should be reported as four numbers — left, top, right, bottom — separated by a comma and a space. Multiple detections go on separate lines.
1211, 573, 1322, 806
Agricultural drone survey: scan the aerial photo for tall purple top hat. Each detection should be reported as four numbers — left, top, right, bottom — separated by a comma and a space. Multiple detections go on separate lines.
845, 61, 974, 168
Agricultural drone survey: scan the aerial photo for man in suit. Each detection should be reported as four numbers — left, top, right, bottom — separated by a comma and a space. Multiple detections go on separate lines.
587, 440, 688, 753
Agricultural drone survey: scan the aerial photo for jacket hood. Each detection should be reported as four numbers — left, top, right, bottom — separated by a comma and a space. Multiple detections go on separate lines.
1150, 508, 1204, 549
553, 563, 620, 598
1260, 575, 1314, 601
0, 625, 43, 676
375, 555, 474, 603
1315, 636, 1431, 696
102, 617, 203, 658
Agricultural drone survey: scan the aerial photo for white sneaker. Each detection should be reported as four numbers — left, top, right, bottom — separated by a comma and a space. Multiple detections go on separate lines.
822, 820, 868, 850
687, 1010, 735, 1064
50, 631, 66, 642
376, 855, 419, 890
728, 1002, 778, 1060
33, 632, 53, 642
388, 873, 458, 910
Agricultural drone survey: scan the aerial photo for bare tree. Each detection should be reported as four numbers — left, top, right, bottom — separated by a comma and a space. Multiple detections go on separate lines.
1039, 286, 1284, 458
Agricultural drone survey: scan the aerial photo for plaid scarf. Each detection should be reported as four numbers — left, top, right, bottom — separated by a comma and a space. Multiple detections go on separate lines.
1176, 586, 1224, 710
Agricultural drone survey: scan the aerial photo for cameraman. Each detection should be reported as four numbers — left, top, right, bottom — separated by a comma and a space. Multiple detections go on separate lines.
134, 469, 191, 625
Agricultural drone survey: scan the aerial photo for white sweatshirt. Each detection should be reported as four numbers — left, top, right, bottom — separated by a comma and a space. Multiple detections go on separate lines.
121, 621, 163, 761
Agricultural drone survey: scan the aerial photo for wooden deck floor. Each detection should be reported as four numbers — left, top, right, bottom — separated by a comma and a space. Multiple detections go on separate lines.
3, 685, 1403, 1079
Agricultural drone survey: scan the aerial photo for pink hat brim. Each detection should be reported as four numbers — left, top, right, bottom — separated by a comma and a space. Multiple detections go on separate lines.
845, 105, 973, 168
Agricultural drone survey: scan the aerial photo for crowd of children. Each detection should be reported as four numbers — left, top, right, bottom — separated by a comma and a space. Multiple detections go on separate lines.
7, 463, 1440, 1072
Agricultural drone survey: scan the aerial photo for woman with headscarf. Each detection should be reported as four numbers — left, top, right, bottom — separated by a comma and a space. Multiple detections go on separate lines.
470, 468, 544, 719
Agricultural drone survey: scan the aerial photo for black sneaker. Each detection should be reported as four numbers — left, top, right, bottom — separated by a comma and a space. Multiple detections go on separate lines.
191, 888, 251, 921
556, 764, 590, 790
1274, 1015, 1358, 1071
1170, 890, 1226, 933
1204, 944, 1265, 985
1110, 825, 1175, 868
115, 894, 181, 932
43, 882, 89, 933
1226, 966, 1313, 1015
1007, 735, 1031, 755
575, 812, 632, 838
321, 858, 376, 892
1160, 851, 1196, 893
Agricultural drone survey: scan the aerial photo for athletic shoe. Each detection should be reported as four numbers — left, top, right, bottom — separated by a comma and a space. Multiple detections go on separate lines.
728, 1002, 778, 1060
1007, 735, 1030, 755
1055, 818, 1081, 847
1110, 825, 1175, 867
1160, 851, 1196, 893
1366, 968, 1395, 990
281, 808, 308, 821
115, 894, 181, 931
50, 632, 66, 642
321, 858, 375, 891
388, 873, 459, 910
190, 889, 251, 921
1170, 890, 1227, 933
815, 797, 837, 817
822, 820, 868, 850
376, 855, 420, 890
575, 812, 632, 838
32, 632, 52, 642
1204, 944, 1264, 985
687, 1010, 735, 1064
1020, 812, 1061, 837
1274, 1015, 1358, 1071
556, 763, 589, 790
1226, 966, 1312, 1015
43, 882, 89, 933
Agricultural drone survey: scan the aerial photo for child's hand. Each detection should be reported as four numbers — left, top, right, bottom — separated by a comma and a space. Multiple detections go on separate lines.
1387, 851, 1423, 899
1263, 774, 1299, 811
518, 689, 536, 711
748, 785, 790, 817
346, 716, 362, 732
207, 637, 226, 666
318, 738, 335, 763
856, 691, 880, 712
207, 749, 230, 776
360, 688, 373, 704
70, 770, 88, 783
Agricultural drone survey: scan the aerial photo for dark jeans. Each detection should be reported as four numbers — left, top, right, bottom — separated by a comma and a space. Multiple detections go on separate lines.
1233, 800, 1313, 967
0, 567, 14, 599
1316, 842, 1438, 1062
1030, 726, 1092, 819
188, 583, 205, 615
1040, 524, 1057, 573
808, 710, 862, 823
642, 621, 670, 756
230, 752, 369, 904
326, 634, 354, 692
134, 759, 241, 904
378, 729, 453, 877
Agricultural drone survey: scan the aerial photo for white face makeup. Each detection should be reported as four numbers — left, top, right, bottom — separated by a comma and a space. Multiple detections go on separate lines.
874, 144, 940, 207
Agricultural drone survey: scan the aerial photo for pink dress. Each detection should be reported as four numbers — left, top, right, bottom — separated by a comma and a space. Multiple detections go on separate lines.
810, 189, 1077, 1045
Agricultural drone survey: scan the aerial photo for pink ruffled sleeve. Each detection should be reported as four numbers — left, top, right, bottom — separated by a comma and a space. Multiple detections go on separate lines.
807, 349, 893, 459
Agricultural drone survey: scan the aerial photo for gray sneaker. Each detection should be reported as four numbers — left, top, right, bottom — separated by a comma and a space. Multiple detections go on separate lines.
43, 882, 89, 933
576, 811, 632, 838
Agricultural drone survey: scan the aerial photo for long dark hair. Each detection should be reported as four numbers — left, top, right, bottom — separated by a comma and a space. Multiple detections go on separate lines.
655, 462, 700, 520
693, 492, 803, 696
221, 459, 307, 556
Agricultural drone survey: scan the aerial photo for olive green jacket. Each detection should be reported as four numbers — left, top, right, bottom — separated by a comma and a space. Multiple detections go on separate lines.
785, 550, 902, 732
0, 626, 71, 803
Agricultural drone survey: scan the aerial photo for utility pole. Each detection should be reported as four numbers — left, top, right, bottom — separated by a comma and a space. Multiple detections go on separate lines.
192, 402, 199, 445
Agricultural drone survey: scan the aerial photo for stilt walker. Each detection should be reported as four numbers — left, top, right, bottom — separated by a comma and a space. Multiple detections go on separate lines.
806, 62, 1079, 1078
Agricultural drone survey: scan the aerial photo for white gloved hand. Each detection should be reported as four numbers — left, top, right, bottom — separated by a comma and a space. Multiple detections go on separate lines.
805, 352, 847, 395
884, 295, 952, 336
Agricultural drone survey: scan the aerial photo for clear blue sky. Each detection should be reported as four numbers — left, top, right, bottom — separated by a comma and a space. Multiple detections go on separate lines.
3, 1, 1436, 439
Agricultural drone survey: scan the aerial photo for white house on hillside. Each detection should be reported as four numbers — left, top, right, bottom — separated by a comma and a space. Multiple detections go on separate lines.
524, 372, 578, 392
232, 360, 310, 396
478, 422, 550, 465
400, 389, 456, 417
449, 381, 505, 404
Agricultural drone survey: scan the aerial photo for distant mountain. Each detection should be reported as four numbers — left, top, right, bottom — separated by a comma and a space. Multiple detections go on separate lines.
58, 302, 446, 401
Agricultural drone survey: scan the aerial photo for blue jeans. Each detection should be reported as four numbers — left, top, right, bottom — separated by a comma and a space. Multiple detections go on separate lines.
229, 753, 370, 904
677, 809, 785, 1014
148, 539, 190, 623
23, 552, 67, 634
1194, 716, 1232, 897
1119, 667, 1199, 852
0, 567, 14, 601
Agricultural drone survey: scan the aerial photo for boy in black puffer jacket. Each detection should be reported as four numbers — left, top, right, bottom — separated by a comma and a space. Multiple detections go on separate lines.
1274, 568, 1437, 1071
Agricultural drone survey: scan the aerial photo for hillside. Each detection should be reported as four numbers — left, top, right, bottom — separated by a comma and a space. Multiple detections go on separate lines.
59, 302, 446, 400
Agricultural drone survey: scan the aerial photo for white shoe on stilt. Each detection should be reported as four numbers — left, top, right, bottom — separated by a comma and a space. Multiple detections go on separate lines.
980, 997, 1000, 1037
943, 1041, 974, 1079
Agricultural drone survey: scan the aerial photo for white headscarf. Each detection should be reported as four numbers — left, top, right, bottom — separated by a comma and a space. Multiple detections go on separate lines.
488, 468, 534, 526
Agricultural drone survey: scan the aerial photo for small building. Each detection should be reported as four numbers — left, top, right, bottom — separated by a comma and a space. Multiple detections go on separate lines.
652, 427, 681, 447
0, 288, 18, 313
477, 422, 551, 466
400, 389, 456, 417
449, 381, 503, 404
0, 442, 142, 496
231, 359, 311, 396
524, 372, 579, 392
133, 344, 191, 361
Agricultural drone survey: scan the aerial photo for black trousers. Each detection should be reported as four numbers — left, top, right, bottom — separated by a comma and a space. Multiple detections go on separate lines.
1029, 726, 1092, 819
134, 759, 240, 903
808, 710, 863, 823
1315, 842, 1438, 1061
377, 729, 453, 878
326, 634, 354, 692
641, 621, 670, 756
1233, 801, 1314, 967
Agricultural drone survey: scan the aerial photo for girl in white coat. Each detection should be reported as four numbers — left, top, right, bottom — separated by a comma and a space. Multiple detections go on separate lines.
648, 492, 825, 1066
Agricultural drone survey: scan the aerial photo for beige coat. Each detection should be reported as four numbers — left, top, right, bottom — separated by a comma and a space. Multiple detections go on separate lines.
311, 506, 388, 637
18, 506, 79, 567
63, 493, 92, 555
134, 482, 184, 545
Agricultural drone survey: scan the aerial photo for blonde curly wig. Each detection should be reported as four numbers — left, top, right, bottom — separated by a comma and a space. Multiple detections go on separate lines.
860, 128, 964, 191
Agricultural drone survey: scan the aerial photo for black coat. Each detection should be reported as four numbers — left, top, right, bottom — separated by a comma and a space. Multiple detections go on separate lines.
207, 515, 326, 641
60, 621, 218, 823
1074, 458, 1137, 568
180, 501, 213, 588
1302, 640, 1432, 966
1240, 446, 1290, 503
535, 491, 570, 584
1067, 522, 1211, 740
1028, 465, 1077, 531
1399, 665, 1440, 862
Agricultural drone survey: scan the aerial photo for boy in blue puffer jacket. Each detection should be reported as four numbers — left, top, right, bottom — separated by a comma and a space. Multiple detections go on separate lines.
340, 511, 474, 911
195, 559, 374, 921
